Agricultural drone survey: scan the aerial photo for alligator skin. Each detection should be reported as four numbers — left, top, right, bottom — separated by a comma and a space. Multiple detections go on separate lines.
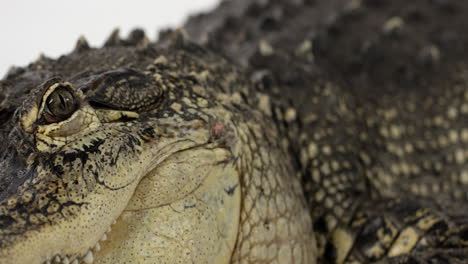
0, 0, 467, 263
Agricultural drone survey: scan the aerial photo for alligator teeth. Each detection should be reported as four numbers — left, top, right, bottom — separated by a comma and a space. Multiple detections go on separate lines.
43, 221, 115, 264
94, 242, 101, 252
51, 255, 62, 264
82, 251, 94, 264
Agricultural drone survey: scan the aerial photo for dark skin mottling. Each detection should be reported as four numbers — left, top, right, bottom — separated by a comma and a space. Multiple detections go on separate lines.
0, 0, 468, 263
187, 0, 468, 262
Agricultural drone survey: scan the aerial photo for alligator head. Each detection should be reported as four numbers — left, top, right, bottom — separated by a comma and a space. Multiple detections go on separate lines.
0, 31, 315, 263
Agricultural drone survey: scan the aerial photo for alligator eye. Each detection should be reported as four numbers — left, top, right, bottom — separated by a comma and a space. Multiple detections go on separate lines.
43, 86, 78, 123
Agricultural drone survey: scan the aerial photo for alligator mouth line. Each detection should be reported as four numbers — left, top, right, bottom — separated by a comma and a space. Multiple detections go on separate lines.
40, 138, 216, 264
42, 220, 115, 264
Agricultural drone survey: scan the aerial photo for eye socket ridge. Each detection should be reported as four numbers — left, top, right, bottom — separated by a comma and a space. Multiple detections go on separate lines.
42, 84, 79, 124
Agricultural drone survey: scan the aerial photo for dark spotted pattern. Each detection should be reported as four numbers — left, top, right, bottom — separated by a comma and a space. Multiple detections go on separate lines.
186, 0, 468, 262
0, 0, 467, 263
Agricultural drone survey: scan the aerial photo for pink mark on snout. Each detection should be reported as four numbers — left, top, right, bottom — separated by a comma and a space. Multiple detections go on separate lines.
213, 123, 224, 135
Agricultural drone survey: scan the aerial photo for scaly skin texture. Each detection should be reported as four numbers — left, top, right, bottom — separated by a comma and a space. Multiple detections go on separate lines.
0, 0, 468, 263
185, 0, 468, 263
0, 30, 314, 263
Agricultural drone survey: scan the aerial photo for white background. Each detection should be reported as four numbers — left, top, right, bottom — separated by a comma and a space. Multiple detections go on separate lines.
0, 0, 219, 77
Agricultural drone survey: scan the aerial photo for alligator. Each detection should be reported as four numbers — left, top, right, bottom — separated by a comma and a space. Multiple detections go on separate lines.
1, 0, 468, 263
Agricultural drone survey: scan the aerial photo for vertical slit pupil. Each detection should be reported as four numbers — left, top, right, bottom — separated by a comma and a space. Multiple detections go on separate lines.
59, 93, 67, 109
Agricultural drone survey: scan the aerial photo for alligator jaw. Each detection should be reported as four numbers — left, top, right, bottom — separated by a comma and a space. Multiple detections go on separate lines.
42, 229, 109, 264
0, 114, 215, 264
91, 144, 241, 263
